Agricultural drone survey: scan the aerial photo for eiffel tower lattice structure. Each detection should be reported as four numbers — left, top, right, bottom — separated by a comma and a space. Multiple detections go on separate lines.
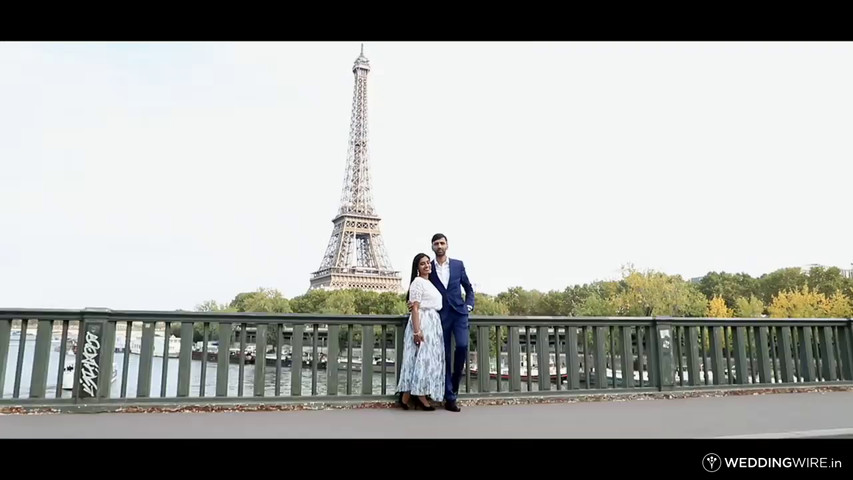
309, 46, 402, 293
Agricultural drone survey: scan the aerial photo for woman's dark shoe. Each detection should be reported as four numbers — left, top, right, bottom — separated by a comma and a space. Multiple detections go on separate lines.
396, 394, 410, 410
414, 399, 435, 411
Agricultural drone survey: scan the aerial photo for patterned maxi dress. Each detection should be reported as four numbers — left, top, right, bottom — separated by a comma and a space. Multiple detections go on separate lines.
396, 276, 445, 401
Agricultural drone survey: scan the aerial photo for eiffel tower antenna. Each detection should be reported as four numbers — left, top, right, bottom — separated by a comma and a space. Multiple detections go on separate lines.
309, 46, 402, 293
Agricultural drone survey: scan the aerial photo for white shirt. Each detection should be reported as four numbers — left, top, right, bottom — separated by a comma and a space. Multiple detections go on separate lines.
434, 257, 451, 289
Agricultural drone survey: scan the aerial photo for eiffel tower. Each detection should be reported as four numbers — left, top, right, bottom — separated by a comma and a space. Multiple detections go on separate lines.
309, 46, 402, 293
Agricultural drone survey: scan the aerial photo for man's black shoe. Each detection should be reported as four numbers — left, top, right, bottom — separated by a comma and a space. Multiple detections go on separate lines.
444, 400, 461, 412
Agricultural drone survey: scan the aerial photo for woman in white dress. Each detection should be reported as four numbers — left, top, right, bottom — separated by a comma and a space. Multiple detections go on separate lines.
395, 253, 445, 410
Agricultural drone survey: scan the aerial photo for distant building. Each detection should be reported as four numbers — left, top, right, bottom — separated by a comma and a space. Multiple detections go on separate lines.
799, 263, 853, 279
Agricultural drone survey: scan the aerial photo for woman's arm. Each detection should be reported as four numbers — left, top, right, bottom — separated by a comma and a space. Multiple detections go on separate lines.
411, 301, 422, 344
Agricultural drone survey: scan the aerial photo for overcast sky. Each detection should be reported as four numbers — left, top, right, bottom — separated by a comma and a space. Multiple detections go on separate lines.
1, 41, 851, 311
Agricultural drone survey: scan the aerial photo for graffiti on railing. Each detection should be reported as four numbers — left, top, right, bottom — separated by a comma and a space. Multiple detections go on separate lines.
659, 328, 671, 350
79, 324, 102, 398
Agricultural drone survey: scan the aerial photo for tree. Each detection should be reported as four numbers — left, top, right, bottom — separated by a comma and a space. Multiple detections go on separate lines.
766, 286, 850, 318
577, 292, 619, 316
698, 272, 760, 309
183, 299, 237, 342
472, 293, 509, 356
231, 288, 292, 314
563, 282, 622, 316
224, 288, 292, 348
321, 290, 357, 315
824, 291, 853, 318
196, 299, 230, 312
610, 268, 708, 316
495, 284, 614, 316
473, 293, 509, 316
496, 287, 543, 315
758, 268, 808, 304
530, 290, 568, 316
707, 295, 733, 318
805, 266, 850, 298
734, 295, 765, 317
352, 290, 380, 314
374, 292, 407, 315
573, 269, 709, 317
289, 289, 331, 313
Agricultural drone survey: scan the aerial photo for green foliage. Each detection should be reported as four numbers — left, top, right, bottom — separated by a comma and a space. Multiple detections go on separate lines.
474, 293, 508, 316
320, 290, 356, 314
470, 293, 508, 356
596, 268, 708, 316
697, 272, 760, 309
170, 299, 237, 342
734, 295, 765, 318
805, 266, 852, 298
231, 287, 292, 313
768, 286, 853, 318
577, 292, 619, 316
289, 289, 331, 313
757, 268, 808, 305
495, 287, 542, 315
193, 264, 853, 324
707, 295, 733, 318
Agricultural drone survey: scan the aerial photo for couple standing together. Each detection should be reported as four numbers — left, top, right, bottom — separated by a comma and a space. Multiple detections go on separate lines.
395, 233, 474, 413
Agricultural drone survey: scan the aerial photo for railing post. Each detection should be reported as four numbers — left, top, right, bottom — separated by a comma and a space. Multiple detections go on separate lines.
75, 308, 113, 402
840, 319, 853, 381
820, 326, 837, 381
778, 326, 795, 383
28, 318, 54, 399
327, 325, 340, 395
0, 319, 10, 399
756, 326, 772, 384
733, 326, 749, 384
508, 326, 521, 391
565, 326, 579, 390
536, 326, 550, 392
361, 325, 374, 395
686, 327, 700, 386
798, 326, 816, 382
177, 322, 194, 397
253, 324, 268, 396
654, 317, 675, 391
593, 326, 607, 389
216, 322, 232, 397
475, 326, 488, 393
291, 324, 304, 396
395, 321, 405, 383
709, 325, 726, 385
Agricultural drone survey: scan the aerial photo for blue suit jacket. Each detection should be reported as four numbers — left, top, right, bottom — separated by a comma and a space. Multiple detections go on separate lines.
429, 258, 475, 317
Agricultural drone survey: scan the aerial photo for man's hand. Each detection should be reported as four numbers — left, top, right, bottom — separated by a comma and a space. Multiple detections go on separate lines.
407, 301, 414, 312
467, 305, 473, 312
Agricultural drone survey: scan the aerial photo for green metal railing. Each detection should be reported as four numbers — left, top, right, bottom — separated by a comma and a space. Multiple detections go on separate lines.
1, 309, 852, 408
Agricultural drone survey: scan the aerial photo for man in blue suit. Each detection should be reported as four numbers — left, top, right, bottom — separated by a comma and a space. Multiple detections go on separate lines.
428, 233, 475, 412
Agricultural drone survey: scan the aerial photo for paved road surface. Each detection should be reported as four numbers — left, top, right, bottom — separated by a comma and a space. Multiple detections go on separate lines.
2, 392, 853, 438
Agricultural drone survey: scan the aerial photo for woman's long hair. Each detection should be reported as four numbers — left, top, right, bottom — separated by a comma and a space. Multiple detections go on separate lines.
407, 253, 430, 302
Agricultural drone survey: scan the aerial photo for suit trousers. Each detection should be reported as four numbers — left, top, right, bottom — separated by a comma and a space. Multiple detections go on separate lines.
441, 308, 469, 402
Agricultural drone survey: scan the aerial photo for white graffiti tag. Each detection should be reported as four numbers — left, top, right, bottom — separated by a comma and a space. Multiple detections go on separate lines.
80, 330, 101, 396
